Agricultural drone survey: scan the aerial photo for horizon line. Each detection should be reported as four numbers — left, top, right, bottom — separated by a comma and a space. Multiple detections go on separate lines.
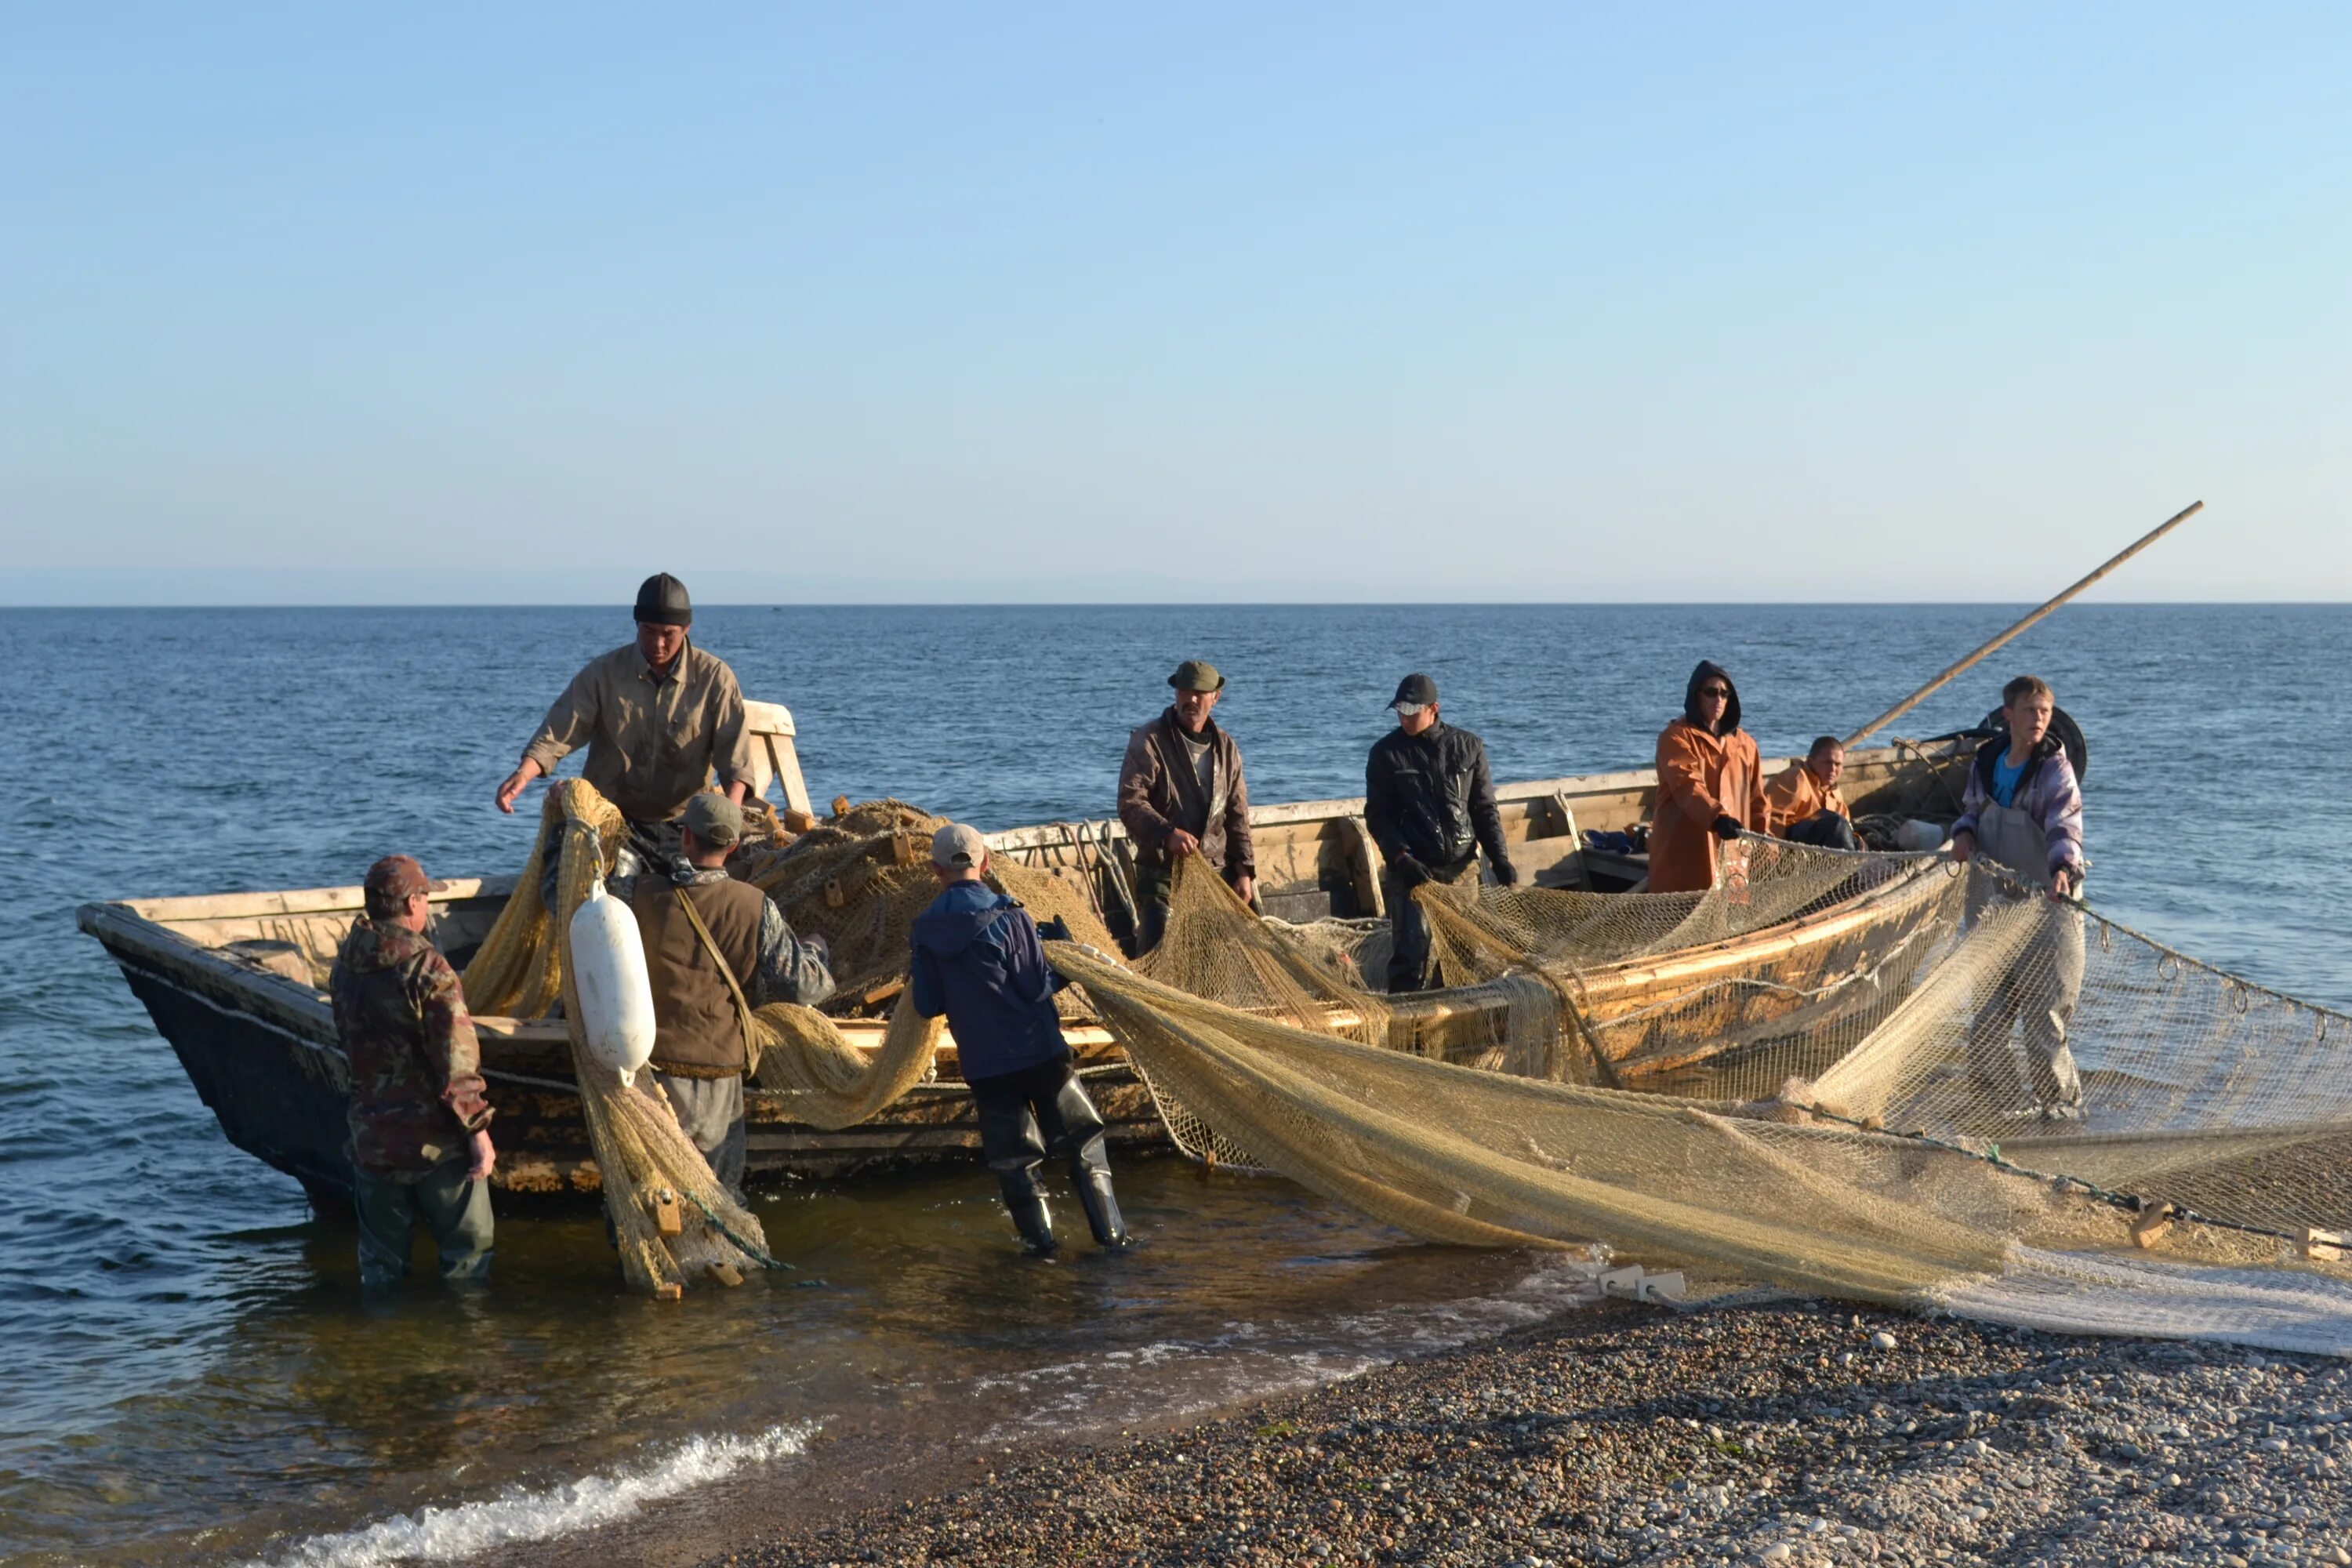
3, 598, 2345, 612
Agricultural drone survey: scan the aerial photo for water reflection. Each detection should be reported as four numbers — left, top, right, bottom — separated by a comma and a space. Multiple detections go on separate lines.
1, 1159, 1572, 1566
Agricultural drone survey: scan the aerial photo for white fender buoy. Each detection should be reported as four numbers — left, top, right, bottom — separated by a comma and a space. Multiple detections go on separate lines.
1894, 818, 1950, 853
569, 878, 657, 1086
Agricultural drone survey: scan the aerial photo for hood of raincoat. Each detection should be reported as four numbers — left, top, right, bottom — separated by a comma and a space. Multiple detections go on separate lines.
1682, 660, 1743, 736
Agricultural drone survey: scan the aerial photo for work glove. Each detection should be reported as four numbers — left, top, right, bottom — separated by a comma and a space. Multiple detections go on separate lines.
1037, 915, 1074, 945
1492, 862, 1520, 887
1711, 815, 1744, 841
1391, 855, 1430, 887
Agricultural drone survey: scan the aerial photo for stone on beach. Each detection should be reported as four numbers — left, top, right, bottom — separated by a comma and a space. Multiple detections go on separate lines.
719, 1299, 2352, 1568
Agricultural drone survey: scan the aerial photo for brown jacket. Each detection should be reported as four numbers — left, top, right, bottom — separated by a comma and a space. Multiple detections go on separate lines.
1650, 718, 1772, 895
522, 641, 755, 824
1766, 760, 1849, 834
1117, 709, 1254, 877
631, 875, 767, 1076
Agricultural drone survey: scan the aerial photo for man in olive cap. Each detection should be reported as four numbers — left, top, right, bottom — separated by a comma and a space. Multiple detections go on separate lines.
1365, 673, 1517, 993
625, 792, 834, 1193
495, 572, 757, 885
1116, 659, 1255, 953
330, 854, 498, 1287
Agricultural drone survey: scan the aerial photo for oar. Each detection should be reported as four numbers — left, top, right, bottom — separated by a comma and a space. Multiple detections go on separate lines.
1842, 499, 2204, 748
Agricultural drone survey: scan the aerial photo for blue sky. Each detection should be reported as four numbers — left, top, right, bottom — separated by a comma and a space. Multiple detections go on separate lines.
2, 5, 2346, 603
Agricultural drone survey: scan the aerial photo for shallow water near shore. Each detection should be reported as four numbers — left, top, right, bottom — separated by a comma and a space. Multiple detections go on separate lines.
2, 602, 2345, 1565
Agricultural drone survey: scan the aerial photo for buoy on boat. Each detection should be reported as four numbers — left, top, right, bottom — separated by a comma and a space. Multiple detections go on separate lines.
1893, 818, 1948, 852
569, 878, 657, 1086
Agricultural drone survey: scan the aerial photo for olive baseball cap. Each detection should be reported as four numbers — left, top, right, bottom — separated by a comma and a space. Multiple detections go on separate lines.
1168, 659, 1225, 693
931, 822, 988, 869
684, 792, 743, 848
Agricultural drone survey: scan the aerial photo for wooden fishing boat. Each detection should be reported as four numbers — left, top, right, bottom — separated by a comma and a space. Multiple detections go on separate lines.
78, 703, 1975, 1206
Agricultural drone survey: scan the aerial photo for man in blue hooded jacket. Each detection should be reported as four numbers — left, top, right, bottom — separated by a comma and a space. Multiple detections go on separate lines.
909, 822, 1129, 1256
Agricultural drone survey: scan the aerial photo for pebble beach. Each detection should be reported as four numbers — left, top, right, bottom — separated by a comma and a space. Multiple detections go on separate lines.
719, 1296, 2352, 1568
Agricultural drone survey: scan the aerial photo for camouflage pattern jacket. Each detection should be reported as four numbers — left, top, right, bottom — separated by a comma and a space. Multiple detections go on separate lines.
329, 916, 495, 1175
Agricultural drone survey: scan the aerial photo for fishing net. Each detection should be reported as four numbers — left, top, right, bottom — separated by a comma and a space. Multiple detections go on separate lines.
749, 995, 943, 1129
1064, 843, 2352, 1353
463, 781, 770, 1295
462, 791, 1122, 1254
741, 798, 1118, 1018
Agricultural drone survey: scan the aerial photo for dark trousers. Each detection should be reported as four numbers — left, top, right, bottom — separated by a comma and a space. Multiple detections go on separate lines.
1784, 811, 1863, 851
1131, 867, 1174, 955
1382, 855, 1479, 994
968, 1055, 1109, 1201
354, 1156, 494, 1288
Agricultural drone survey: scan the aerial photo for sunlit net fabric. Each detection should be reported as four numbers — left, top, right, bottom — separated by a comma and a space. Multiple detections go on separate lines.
739, 799, 1120, 1012
1072, 845, 2352, 1352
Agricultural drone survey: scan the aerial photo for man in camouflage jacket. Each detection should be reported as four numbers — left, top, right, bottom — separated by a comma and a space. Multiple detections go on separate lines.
331, 855, 498, 1287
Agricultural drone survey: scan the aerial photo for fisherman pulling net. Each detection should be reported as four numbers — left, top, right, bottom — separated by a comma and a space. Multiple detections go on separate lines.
464, 780, 771, 1295
1065, 843, 2352, 1355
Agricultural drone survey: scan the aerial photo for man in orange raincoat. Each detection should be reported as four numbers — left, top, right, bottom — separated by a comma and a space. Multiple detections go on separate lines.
1648, 661, 1772, 894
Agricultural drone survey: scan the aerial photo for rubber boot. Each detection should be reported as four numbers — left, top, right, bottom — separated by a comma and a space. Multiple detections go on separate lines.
1069, 1137, 1130, 1249
997, 1171, 1059, 1257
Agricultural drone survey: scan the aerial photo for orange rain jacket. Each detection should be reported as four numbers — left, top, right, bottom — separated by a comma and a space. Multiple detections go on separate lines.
1649, 662, 1772, 895
1765, 760, 1849, 836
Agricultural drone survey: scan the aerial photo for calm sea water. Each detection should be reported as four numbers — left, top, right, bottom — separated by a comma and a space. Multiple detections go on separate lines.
1, 603, 2344, 1566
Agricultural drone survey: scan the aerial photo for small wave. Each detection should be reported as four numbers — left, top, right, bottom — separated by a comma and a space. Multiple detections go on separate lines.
247, 1421, 818, 1567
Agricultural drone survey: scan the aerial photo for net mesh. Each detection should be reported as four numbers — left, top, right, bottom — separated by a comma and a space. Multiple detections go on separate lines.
740, 798, 1119, 1017
1065, 839, 2352, 1353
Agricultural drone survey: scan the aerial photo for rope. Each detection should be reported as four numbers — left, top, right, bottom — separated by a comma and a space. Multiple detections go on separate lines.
1794, 1102, 2318, 1249
677, 1185, 799, 1272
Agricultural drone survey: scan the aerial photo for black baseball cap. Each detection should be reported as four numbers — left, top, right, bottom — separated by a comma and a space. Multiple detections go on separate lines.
1389, 673, 1438, 713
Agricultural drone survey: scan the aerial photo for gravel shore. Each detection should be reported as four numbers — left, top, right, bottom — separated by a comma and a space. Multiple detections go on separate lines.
714, 1296, 2352, 1568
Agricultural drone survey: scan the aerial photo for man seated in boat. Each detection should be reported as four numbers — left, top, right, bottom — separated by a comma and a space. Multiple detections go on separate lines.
493, 572, 756, 887
1365, 673, 1519, 993
624, 793, 835, 1195
1116, 659, 1256, 952
1950, 674, 2088, 1122
910, 822, 1128, 1256
1766, 736, 1862, 851
330, 855, 497, 1289
1649, 660, 1772, 894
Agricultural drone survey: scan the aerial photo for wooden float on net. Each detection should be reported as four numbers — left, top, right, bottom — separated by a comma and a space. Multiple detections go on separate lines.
76, 699, 1973, 1208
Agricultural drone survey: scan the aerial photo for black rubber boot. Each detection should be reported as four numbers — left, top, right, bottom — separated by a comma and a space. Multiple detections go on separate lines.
999, 1177, 1059, 1257
1069, 1136, 1129, 1249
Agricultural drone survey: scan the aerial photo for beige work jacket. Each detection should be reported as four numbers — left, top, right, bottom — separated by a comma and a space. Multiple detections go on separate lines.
521, 641, 754, 823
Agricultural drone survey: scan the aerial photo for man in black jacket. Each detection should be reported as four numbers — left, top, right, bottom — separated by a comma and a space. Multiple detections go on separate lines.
1364, 673, 1518, 993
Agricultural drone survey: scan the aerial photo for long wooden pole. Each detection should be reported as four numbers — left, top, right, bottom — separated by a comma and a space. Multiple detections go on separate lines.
1843, 499, 2204, 747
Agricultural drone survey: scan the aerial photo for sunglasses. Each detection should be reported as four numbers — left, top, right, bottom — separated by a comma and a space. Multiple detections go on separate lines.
1698, 685, 1731, 699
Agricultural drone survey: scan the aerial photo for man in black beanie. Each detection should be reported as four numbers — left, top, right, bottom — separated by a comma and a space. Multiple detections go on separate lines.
495, 573, 755, 882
